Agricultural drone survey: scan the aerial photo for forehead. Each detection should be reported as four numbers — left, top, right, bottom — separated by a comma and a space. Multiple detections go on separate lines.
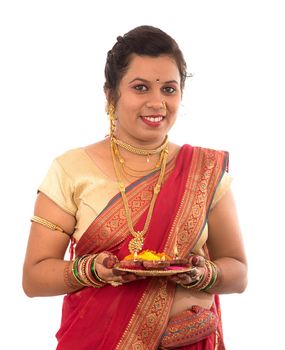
121, 55, 180, 83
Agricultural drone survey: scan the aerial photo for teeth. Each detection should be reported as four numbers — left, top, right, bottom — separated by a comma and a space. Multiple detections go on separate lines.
143, 116, 163, 122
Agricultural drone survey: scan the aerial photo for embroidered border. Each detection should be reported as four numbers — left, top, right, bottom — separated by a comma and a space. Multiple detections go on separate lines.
116, 279, 176, 350
116, 147, 228, 350
164, 147, 228, 257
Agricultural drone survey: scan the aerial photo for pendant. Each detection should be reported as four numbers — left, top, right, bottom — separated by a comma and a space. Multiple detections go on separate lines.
128, 231, 144, 254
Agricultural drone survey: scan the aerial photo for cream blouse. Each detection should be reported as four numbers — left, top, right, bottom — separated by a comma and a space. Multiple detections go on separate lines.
38, 148, 232, 251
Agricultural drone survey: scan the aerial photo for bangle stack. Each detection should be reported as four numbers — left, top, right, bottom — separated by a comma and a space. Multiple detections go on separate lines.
180, 260, 218, 291
72, 254, 107, 288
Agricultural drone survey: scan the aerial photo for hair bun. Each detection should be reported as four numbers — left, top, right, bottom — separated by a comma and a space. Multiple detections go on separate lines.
116, 36, 124, 43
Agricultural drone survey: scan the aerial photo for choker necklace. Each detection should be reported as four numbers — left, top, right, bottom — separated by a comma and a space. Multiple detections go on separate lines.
110, 138, 169, 254
112, 135, 168, 162
112, 143, 163, 180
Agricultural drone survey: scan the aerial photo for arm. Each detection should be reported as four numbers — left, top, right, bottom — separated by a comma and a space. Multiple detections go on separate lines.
206, 189, 248, 294
22, 192, 82, 297
23, 193, 139, 297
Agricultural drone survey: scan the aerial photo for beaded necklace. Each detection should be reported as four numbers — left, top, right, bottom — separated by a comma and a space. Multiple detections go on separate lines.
112, 143, 164, 180
110, 137, 168, 254
112, 135, 168, 163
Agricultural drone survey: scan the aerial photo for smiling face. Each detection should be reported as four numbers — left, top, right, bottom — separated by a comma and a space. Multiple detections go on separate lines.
111, 55, 181, 147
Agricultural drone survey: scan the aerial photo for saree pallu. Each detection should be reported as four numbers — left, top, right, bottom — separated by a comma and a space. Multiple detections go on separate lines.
56, 145, 228, 350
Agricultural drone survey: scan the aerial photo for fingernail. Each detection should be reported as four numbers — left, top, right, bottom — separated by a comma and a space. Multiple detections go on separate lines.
191, 256, 199, 265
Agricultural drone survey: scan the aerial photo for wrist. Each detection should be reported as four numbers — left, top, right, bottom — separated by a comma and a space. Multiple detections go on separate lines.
64, 261, 84, 291
179, 260, 218, 292
71, 254, 107, 288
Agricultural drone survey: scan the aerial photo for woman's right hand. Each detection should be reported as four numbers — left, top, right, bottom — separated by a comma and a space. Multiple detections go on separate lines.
95, 252, 145, 286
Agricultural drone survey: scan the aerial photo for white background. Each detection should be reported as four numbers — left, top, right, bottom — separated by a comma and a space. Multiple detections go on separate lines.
1, 1, 284, 349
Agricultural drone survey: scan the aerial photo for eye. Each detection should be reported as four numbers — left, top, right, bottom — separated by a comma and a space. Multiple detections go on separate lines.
133, 84, 148, 92
163, 86, 176, 94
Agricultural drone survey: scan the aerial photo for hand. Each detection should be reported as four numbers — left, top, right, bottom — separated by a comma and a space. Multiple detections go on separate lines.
95, 251, 145, 286
169, 255, 206, 286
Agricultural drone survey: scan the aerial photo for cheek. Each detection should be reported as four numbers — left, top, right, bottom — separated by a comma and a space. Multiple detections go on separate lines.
168, 100, 181, 115
117, 97, 139, 114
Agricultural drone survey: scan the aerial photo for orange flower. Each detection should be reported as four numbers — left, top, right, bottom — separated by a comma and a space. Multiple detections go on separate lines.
123, 250, 171, 261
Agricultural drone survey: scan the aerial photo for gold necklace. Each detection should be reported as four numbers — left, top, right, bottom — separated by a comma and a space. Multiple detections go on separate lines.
112, 135, 168, 162
110, 139, 168, 254
113, 143, 163, 179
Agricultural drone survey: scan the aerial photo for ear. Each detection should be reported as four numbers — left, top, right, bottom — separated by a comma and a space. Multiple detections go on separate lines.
104, 85, 110, 103
104, 88, 117, 110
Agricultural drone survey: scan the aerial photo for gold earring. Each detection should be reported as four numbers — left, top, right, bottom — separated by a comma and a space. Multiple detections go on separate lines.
108, 103, 117, 138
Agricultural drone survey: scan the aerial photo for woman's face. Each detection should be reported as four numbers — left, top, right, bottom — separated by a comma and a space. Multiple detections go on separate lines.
113, 54, 181, 146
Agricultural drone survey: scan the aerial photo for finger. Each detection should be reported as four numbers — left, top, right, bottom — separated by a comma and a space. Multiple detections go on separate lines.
189, 267, 199, 278
190, 255, 205, 267
103, 255, 119, 268
112, 268, 128, 276
121, 274, 138, 282
96, 251, 112, 265
179, 275, 192, 285
176, 273, 191, 284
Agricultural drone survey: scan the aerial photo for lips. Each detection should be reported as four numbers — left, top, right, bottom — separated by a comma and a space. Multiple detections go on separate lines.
141, 115, 165, 127
143, 115, 164, 122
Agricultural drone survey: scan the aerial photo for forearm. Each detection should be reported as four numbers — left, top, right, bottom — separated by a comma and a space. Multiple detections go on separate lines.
23, 258, 83, 297
207, 257, 248, 294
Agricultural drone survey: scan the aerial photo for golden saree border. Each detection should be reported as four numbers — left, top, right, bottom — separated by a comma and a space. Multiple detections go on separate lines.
116, 279, 176, 350
116, 147, 228, 350
164, 147, 229, 258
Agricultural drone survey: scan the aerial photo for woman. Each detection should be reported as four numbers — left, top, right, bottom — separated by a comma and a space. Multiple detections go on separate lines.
23, 25, 247, 349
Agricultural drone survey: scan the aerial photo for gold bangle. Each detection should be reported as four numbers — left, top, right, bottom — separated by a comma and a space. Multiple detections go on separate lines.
85, 255, 106, 288
72, 256, 87, 286
202, 261, 218, 291
31, 215, 70, 236
179, 275, 203, 289
64, 261, 82, 290
78, 255, 93, 287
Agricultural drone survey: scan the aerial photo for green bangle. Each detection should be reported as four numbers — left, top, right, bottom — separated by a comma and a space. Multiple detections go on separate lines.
72, 256, 86, 286
91, 255, 107, 284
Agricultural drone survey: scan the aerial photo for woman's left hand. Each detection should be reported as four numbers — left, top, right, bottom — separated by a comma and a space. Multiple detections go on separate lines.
169, 255, 205, 286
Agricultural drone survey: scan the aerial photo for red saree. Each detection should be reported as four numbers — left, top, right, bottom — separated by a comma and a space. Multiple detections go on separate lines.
56, 145, 228, 350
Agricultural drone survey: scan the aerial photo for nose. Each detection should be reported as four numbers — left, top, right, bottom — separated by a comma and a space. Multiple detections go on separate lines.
145, 91, 166, 111
146, 100, 166, 110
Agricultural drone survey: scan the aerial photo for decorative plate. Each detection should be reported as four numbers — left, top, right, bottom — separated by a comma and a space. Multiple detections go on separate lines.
114, 265, 194, 277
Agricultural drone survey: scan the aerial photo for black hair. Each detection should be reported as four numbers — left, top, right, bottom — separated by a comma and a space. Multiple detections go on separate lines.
104, 25, 189, 104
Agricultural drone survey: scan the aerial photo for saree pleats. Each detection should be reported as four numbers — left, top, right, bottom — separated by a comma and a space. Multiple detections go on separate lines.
56, 145, 228, 350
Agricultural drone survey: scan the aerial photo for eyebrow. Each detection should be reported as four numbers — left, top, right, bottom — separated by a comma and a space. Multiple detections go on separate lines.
128, 78, 179, 85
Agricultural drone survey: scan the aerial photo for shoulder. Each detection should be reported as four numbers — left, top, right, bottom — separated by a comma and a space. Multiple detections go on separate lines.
49, 147, 92, 181
179, 144, 228, 161
55, 139, 109, 163
54, 145, 98, 170
185, 145, 229, 169
55, 147, 85, 165
51, 140, 111, 180
192, 145, 228, 157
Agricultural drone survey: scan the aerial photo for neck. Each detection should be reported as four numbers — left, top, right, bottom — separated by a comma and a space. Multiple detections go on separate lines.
114, 128, 169, 148
111, 135, 168, 156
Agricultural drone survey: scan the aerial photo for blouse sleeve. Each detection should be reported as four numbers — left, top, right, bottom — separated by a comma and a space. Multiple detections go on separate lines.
38, 159, 77, 215
210, 172, 233, 210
